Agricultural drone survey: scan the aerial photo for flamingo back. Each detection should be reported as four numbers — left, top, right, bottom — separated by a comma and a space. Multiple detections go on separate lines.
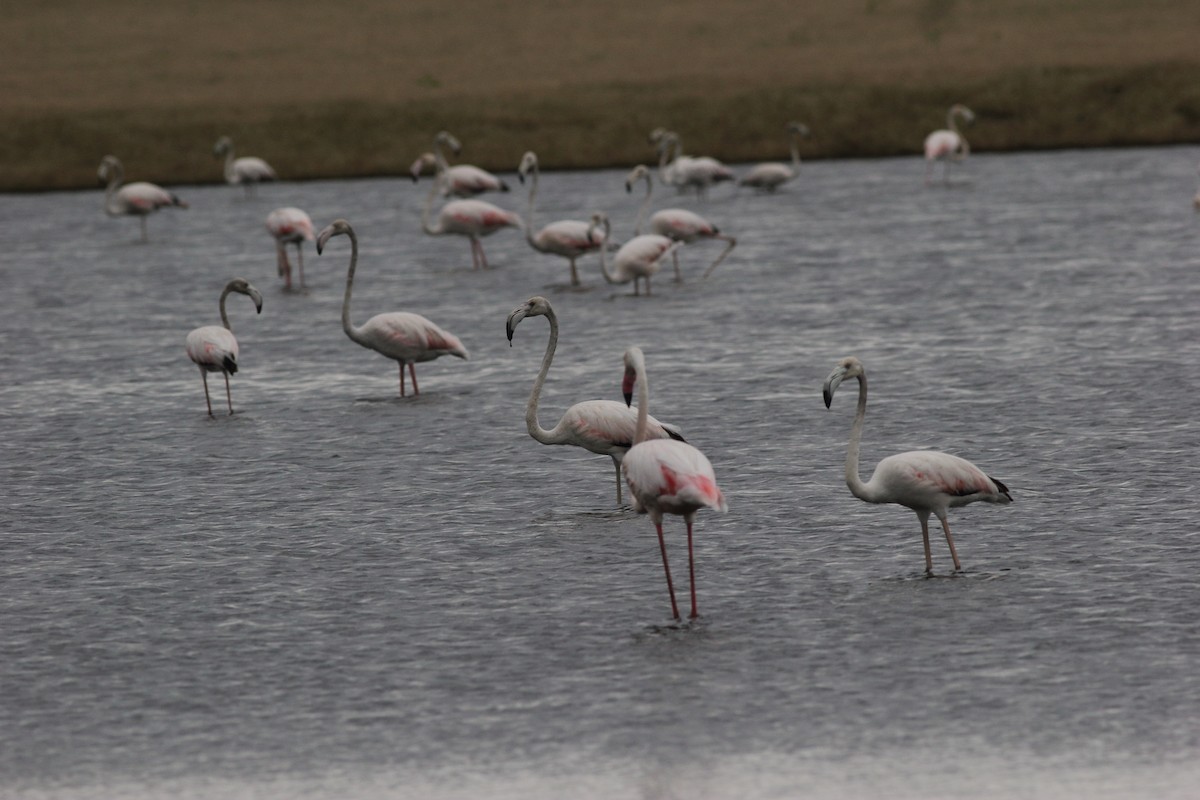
650, 209, 715, 241
266, 208, 314, 243
615, 234, 676, 277
444, 165, 507, 196
186, 326, 239, 374
739, 163, 793, 189
232, 157, 277, 184
623, 439, 727, 516
360, 312, 468, 363
534, 219, 602, 256
924, 130, 964, 161
441, 200, 521, 236
871, 450, 1011, 511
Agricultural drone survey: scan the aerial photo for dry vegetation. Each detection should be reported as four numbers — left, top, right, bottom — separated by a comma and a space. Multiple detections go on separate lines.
4, 0, 1200, 190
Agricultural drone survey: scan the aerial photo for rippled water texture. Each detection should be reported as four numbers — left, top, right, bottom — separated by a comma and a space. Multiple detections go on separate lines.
3, 146, 1199, 799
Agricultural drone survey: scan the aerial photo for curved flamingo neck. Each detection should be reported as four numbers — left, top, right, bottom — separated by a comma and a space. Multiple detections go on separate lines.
432, 137, 452, 174
657, 136, 678, 185
218, 285, 235, 331
523, 159, 540, 249
845, 372, 882, 502
101, 160, 123, 213
525, 306, 563, 444
632, 171, 652, 235
633, 356, 650, 445
221, 147, 237, 182
596, 219, 618, 284
421, 175, 442, 235
339, 228, 370, 347
789, 131, 803, 171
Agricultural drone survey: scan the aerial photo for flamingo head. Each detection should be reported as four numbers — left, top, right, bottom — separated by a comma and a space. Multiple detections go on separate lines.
624, 164, 650, 193
648, 127, 670, 145
787, 121, 812, 138
212, 136, 232, 157
517, 151, 537, 185
823, 356, 865, 409
97, 155, 123, 184
226, 278, 264, 314
622, 346, 646, 407
586, 211, 610, 243
409, 152, 436, 181
505, 295, 552, 345
315, 219, 354, 255
950, 104, 976, 125
434, 131, 462, 156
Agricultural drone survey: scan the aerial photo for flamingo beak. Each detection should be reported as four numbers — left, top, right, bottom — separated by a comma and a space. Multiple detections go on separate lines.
505, 307, 528, 345
316, 227, 333, 255
822, 366, 847, 409
249, 288, 264, 313
622, 370, 635, 407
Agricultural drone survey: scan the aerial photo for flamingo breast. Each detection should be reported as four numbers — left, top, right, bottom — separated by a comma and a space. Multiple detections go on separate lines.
614, 234, 674, 278
924, 131, 962, 160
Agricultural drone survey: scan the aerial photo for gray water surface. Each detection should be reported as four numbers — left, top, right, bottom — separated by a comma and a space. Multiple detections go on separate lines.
2, 146, 1199, 799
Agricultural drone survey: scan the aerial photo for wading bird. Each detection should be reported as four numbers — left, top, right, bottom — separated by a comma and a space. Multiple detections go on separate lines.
266, 207, 315, 290
822, 356, 1012, 576
739, 121, 811, 192
506, 295, 684, 504
317, 219, 468, 396
421, 169, 522, 270
517, 151, 605, 287
625, 164, 736, 280
185, 278, 263, 416
924, 104, 975, 186
97, 155, 188, 242
621, 346, 726, 620
589, 212, 681, 297
410, 131, 509, 197
649, 129, 734, 196
213, 136, 277, 195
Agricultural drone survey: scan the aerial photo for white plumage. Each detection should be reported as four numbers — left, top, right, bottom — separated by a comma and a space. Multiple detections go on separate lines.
185, 278, 263, 416
98, 155, 188, 242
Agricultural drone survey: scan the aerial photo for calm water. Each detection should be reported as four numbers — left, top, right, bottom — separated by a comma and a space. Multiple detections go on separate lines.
2, 146, 1199, 799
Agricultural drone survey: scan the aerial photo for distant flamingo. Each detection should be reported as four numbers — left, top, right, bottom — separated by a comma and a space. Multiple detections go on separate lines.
822, 356, 1013, 575
185, 278, 263, 417
517, 151, 605, 286
924, 104, 975, 186
739, 122, 812, 192
589, 212, 681, 297
621, 346, 726, 620
97, 155, 188, 242
421, 168, 522, 270
1193, 162, 1200, 210
506, 296, 685, 504
316, 218, 468, 396
649, 128, 734, 195
266, 207, 314, 290
213, 136, 277, 195
410, 131, 509, 197
626, 164, 736, 280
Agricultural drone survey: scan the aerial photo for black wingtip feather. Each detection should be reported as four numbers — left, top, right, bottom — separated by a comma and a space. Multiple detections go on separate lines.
990, 475, 1013, 501
223, 355, 238, 374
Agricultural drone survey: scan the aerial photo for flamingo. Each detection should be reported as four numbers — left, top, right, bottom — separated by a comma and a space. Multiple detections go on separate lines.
621, 346, 726, 621
923, 104, 975, 186
185, 278, 263, 417
506, 296, 685, 504
649, 128, 734, 196
316, 219, 468, 396
97, 155, 188, 242
822, 356, 1013, 576
625, 164, 736, 281
410, 131, 509, 197
213, 136, 277, 195
739, 122, 812, 192
266, 207, 315, 291
1192, 162, 1200, 210
517, 151, 605, 287
588, 212, 681, 297
421, 167, 522, 270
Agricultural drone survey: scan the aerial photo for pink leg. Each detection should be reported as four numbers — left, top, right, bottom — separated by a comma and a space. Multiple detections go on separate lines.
200, 370, 213, 417
277, 245, 291, 289
655, 521, 681, 621
477, 238, 490, 269
686, 519, 698, 619
671, 249, 683, 282
408, 363, 420, 396
940, 516, 963, 572
919, 512, 934, 576
224, 373, 234, 414
568, 257, 580, 287
398, 362, 406, 397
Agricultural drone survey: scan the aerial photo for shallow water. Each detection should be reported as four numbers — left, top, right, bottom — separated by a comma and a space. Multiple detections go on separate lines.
2, 146, 1200, 799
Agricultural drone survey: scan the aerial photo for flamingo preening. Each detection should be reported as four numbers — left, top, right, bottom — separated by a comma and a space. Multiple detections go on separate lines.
213, 136, 277, 195
822, 356, 1013, 576
649, 128, 734, 196
589, 212, 681, 297
518, 151, 605, 287
316, 219, 468, 396
625, 164, 736, 281
97, 155, 188, 242
739, 122, 812, 192
410, 131, 509, 198
185, 278, 263, 417
266, 207, 315, 291
421, 166, 522, 270
506, 296, 685, 504
621, 346, 726, 621
923, 104, 975, 186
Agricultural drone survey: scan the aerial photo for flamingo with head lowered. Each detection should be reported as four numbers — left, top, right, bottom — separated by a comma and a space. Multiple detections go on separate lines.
923, 104, 975, 186
739, 121, 811, 192
317, 219, 468, 396
266, 207, 315, 290
213, 136, 277, 196
823, 356, 1012, 576
517, 151, 605, 287
625, 164, 736, 281
97, 155, 188, 242
506, 295, 685, 504
410, 131, 509, 197
421, 167, 522, 270
185, 278, 263, 417
588, 212, 681, 297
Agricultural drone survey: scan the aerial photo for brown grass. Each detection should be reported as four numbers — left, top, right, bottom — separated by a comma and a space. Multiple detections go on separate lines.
4, 0, 1200, 190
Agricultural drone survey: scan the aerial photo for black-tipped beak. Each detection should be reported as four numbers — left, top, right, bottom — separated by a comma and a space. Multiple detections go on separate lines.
822, 367, 845, 409
505, 307, 526, 345
623, 391, 633, 407
625, 182, 632, 194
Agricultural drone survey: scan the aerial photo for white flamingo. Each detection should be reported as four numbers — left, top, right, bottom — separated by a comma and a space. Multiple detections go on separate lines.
97, 155, 188, 242
213, 136, 277, 195
589, 212, 681, 297
506, 296, 685, 504
1192, 162, 1200, 210
823, 356, 1013, 575
266, 207, 315, 290
517, 151, 605, 287
649, 128, 734, 195
316, 219, 468, 396
626, 164, 736, 280
410, 131, 509, 197
185, 278, 263, 417
739, 122, 812, 192
621, 346, 726, 621
923, 104, 975, 186
421, 167, 522, 270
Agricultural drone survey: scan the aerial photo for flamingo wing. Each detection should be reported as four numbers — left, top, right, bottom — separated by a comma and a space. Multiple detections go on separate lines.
874, 451, 1010, 507
623, 439, 727, 515
362, 312, 468, 362
266, 207, 314, 242
186, 326, 239, 373
234, 157, 277, 183
535, 220, 602, 255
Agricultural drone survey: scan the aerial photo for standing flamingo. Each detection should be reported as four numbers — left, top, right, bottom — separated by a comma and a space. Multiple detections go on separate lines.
213, 136, 277, 195
822, 356, 1013, 575
739, 122, 812, 192
316, 219, 468, 396
649, 129, 734, 195
266, 207, 315, 291
410, 131, 509, 197
589, 212, 681, 297
1192, 162, 1200, 210
517, 151, 605, 287
185, 278, 263, 417
506, 296, 685, 504
97, 155, 188, 242
923, 104, 975, 186
626, 164, 736, 280
621, 346, 726, 620
421, 167, 522, 270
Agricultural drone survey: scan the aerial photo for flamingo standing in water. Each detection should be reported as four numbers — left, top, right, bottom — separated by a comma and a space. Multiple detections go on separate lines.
517, 151, 605, 287
185, 278, 263, 416
97, 155, 188, 242
266, 207, 314, 290
625, 164, 736, 281
739, 122, 812, 192
316, 219, 468, 396
589, 212, 681, 297
421, 167, 522, 270
621, 346, 726, 621
923, 104, 975, 186
1192, 162, 1200, 210
822, 356, 1013, 575
410, 131, 509, 197
213, 136, 277, 195
649, 128, 734, 196
506, 296, 685, 504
